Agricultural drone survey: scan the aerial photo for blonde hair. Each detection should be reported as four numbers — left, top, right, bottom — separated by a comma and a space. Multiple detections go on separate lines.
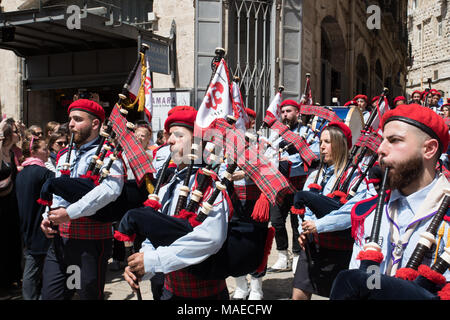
323, 126, 349, 177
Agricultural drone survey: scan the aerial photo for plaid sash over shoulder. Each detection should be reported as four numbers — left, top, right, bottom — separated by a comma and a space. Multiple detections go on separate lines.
215, 118, 295, 205
110, 104, 155, 185
355, 131, 382, 153
299, 105, 342, 123
266, 115, 318, 169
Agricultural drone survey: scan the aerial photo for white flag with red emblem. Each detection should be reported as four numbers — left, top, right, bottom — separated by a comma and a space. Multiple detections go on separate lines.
128, 51, 153, 123
195, 58, 234, 133
232, 80, 249, 131
264, 91, 282, 122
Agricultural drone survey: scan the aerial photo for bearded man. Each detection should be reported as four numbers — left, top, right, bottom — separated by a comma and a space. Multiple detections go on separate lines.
329, 103, 450, 300
40, 99, 124, 300
267, 99, 320, 273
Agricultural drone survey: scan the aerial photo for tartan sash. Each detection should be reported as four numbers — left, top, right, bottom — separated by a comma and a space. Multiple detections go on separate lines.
299, 105, 342, 123
355, 131, 382, 153
110, 104, 155, 185
269, 117, 318, 169
215, 118, 295, 205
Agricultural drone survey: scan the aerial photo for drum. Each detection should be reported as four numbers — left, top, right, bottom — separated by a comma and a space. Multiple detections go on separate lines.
311, 106, 364, 147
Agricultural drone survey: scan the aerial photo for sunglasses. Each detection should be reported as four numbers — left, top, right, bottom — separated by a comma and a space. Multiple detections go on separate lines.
56, 141, 67, 146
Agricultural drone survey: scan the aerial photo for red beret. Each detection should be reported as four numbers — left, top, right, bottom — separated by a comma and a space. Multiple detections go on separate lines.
394, 96, 406, 104
68, 99, 105, 122
411, 90, 422, 96
344, 100, 357, 107
245, 107, 256, 118
280, 99, 300, 109
430, 89, 442, 97
164, 106, 197, 133
371, 96, 380, 103
421, 91, 430, 100
326, 121, 352, 149
354, 94, 368, 103
382, 104, 449, 153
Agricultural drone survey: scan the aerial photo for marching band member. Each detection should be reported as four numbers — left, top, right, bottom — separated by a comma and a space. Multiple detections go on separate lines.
429, 89, 442, 113
410, 90, 423, 105
40, 99, 125, 300
292, 122, 371, 300
393, 96, 407, 109
330, 104, 450, 300
354, 94, 371, 123
267, 99, 320, 273
123, 106, 232, 300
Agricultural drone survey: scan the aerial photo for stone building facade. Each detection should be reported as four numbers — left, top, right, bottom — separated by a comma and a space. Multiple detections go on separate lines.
0, 0, 409, 131
406, 0, 450, 100
0, 0, 24, 120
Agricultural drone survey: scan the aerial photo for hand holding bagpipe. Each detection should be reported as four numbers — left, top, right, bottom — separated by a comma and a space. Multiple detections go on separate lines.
330, 192, 450, 300
39, 44, 152, 224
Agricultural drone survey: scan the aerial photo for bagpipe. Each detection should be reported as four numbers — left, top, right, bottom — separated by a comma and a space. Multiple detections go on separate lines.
37, 44, 155, 223
115, 48, 276, 281
330, 169, 450, 300
291, 89, 390, 231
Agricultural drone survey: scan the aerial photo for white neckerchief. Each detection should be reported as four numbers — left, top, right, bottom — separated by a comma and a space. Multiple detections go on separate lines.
386, 174, 449, 275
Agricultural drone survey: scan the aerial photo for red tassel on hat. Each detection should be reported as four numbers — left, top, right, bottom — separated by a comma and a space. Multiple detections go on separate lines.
395, 267, 419, 281
114, 230, 136, 243
251, 193, 270, 222
255, 227, 275, 273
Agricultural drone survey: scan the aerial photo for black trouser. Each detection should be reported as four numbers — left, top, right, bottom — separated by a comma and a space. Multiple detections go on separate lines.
269, 193, 300, 254
41, 235, 112, 300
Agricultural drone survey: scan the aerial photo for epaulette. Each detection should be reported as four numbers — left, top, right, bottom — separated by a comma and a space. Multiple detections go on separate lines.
56, 147, 69, 164
351, 191, 391, 245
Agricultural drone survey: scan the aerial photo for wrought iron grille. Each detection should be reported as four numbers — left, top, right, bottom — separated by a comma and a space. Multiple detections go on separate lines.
227, 0, 273, 124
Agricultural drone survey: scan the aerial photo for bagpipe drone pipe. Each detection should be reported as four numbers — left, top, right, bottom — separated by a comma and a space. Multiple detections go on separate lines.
115, 49, 279, 280
329, 175, 450, 300
290, 90, 389, 239
37, 44, 154, 223
115, 114, 273, 280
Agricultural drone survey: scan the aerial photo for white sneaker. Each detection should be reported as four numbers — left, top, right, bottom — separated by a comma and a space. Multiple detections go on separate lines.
232, 276, 249, 300
248, 276, 263, 300
267, 250, 292, 273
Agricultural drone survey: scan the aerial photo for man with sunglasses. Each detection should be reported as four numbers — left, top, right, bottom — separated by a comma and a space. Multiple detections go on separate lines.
28, 125, 44, 138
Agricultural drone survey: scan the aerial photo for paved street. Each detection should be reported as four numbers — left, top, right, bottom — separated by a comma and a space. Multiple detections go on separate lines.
3, 219, 327, 301
104, 219, 328, 301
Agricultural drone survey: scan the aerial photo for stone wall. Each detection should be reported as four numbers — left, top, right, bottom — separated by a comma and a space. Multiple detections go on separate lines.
0, 0, 24, 120
407, 0, 450, 98
151, 0, 195, 89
